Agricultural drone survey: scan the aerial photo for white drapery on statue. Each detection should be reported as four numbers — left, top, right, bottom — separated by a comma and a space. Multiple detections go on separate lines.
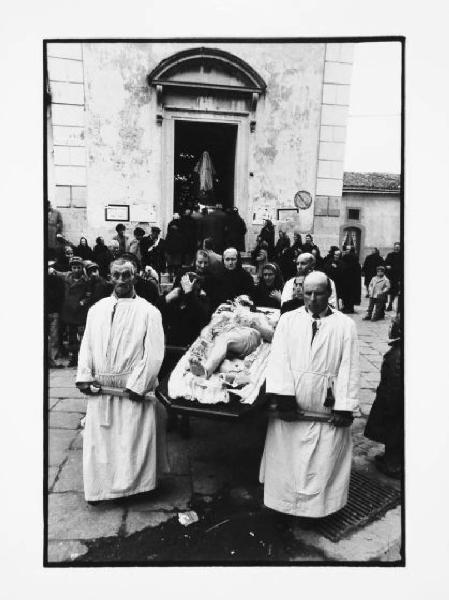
194, 151, 216, 192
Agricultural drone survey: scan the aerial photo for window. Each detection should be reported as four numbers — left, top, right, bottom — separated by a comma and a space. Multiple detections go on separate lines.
347, 208, 360, 221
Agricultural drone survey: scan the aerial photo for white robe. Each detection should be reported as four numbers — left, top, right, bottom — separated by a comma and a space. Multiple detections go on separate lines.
259, 307, 359, 517
281, 276, 338, 309
76, 295, 167, 501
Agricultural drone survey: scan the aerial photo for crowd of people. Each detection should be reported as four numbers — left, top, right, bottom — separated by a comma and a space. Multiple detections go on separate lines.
48, 201, 402, 370
48, 200, 403, 511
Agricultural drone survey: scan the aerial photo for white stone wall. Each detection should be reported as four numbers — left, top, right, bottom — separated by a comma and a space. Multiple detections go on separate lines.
46, 42, 354, 251
313, 43, 354, 255
47, 43, 88, 243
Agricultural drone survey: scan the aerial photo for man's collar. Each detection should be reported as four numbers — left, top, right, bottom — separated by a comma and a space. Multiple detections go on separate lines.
306, 306, 333, 319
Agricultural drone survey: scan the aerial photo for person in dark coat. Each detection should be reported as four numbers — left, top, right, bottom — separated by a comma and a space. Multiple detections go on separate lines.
141, 226, 167, 277
179, 207, 197, 266
253, 262, 284, 309
159, 263, 212, 348
311, 247, 324, 271
224, 207, 247, 252
47, 259, 66, 367
362, 248, 384, 298
324, 247, 343, 308
302, 233, 320, 255
280, 276, 307, 315
384, 242, 402, 311
120, 252, 160, 306
163, 215, 184, 280
93, 237, 113, 279
198, 203, 227, 253
84, 260, 112, 306
282, 231, 303, 279
260, 219, 275, 260
340, 246, 362, 313
212, 247, 255, 308
274, 229, 292, 281
364, 316, 402, 479
53, 256, 90, 366
75, 237, 94, 261
54, 245, 74, 272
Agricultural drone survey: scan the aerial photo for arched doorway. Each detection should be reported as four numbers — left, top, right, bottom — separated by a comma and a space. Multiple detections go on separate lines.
341, 226, 362, 258
148, 47, 266, 229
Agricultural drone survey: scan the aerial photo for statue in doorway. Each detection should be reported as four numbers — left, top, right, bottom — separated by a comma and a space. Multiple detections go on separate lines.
194, 150, 216, 202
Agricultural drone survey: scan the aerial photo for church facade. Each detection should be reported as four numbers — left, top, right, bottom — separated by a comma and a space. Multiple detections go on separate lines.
46, 41, 354, 252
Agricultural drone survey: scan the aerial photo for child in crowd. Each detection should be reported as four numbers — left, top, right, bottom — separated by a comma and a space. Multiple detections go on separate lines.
363, 265, 390, 321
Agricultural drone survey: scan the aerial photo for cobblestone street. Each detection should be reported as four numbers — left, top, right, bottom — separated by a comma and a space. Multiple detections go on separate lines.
46, 296, 402, 564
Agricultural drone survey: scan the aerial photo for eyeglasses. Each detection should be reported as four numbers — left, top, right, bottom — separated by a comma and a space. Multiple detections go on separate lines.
111, 270, 133, 281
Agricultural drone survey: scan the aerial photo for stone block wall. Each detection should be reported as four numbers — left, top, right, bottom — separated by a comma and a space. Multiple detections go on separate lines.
313, 43, 354, 255
47, 43, 88, 244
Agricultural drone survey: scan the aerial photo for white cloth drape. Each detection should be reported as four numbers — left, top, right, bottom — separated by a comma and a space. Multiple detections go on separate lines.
194, 151, 216, 192
76, 295, 167, 501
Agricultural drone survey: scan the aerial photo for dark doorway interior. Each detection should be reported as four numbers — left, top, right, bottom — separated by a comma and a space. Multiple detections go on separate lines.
174, 120, 237, 213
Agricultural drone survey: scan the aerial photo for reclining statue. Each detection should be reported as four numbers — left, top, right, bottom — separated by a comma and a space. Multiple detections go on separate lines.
188, 296, 276, 379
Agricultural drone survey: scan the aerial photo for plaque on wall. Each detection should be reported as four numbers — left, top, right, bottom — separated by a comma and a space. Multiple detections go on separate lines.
294, 190, 312, 210
105, 205, 130, 222
277, 208, 299, 221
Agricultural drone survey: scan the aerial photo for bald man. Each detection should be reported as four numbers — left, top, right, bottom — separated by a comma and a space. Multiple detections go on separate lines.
281, 253, 337, 309
260, 271, 360, 518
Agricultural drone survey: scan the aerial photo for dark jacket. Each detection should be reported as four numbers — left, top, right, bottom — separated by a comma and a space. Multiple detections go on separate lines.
164, 222, 184, 256
253, 284, 282, 309
340, 253, 362, 306
280, 297, 304, 315
199, 208, 228, 253
225, 212, 247, 252
60, 273, 89, 325
47, 273, 65, 314
87, 276, 112, 307
179, 215, 197, 255
213, 267, 255, 308
75, 244, 94, 261
142, 237, 167, 273
362, 253, 385, 287
260, 221, 275, 259
365, 341, 402, 447
135, 276, 160, 306
324, 258, 344, 300
384, 251, 402, 284
160, 288, 212, 347
93, 244, 113, 278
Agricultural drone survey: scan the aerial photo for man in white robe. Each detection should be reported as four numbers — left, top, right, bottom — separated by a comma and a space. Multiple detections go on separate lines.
281, 253, 337, 309
76, 258, 166, 502
260, 271, 359, 517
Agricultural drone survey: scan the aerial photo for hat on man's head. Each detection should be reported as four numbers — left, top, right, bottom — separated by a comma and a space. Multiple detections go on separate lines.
376, 265, 386, 272
83, 260, 99, 273
151, 225, 161, 233
70, 256, 83, 266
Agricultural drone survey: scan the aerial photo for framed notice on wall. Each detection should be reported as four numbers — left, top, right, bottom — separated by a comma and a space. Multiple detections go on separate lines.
105, 205, 130, 222
277, 208, 298, 221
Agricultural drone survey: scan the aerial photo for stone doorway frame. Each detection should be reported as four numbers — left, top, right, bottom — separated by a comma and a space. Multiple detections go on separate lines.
161, 109, 250, 234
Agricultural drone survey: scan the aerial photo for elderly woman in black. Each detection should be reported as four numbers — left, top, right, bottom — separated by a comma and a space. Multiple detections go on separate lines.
253, 262, 284, 308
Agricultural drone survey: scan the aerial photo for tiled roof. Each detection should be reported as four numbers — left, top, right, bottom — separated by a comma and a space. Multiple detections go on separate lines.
343, 172, 401, 192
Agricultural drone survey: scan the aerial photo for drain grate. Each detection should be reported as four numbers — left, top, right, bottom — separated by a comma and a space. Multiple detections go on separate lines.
308, 471, 401, 543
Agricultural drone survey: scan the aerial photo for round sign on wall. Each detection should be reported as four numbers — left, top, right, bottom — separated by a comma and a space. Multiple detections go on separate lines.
294, 190, 312, 210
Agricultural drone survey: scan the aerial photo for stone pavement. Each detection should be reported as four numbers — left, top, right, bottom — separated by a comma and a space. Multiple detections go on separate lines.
46, 296, 401, 563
